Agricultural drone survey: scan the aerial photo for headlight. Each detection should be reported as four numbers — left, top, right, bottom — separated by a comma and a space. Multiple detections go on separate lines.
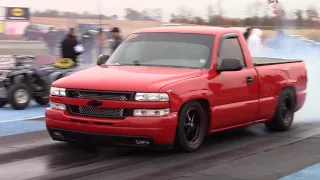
134, 93, 169, 101
50, 102, 66, 110
133, 108, 170, 116
50, 87, 66, 96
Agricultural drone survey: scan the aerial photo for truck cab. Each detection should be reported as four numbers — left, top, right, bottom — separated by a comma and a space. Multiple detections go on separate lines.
46, 26, 307, 152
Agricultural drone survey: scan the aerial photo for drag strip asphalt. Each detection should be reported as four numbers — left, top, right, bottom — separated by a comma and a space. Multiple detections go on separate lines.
1, 121, 320, 180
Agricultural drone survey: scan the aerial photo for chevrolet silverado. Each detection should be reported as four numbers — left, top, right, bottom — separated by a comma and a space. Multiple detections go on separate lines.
46, 26, 307, 152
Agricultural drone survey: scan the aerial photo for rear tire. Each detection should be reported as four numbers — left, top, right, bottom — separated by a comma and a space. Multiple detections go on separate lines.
265, 89, 296, 131
174, 101, 208, 152
34, 96, 49, 105
7, 84, 31, 110
0, 98, 7, 107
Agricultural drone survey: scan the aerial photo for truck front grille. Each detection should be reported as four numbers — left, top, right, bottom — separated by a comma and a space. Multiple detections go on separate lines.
68, 105, 126, 118
66, 89, 132, 101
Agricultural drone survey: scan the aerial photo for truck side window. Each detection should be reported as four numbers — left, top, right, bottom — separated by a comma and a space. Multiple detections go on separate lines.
217, 37, 245, 67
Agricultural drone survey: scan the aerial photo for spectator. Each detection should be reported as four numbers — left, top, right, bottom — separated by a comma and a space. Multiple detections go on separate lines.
60, 28, 83, 65
243, 27, 252, 41
247, 28, 263, 56
110, 27, 123, 54
44, 27, 58, 56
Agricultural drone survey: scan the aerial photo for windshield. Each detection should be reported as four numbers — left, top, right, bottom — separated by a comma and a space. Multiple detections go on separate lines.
37, 25, 50, 30
106, 32, 215, 69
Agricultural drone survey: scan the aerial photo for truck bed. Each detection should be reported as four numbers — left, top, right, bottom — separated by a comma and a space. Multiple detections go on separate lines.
252, 57, 303, 66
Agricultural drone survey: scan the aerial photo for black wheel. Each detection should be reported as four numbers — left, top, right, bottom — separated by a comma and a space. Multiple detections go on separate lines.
34, 96, 49, 105
0, 98, 7, 107
265, 89, 296, 131
175, 101, 208, 152
7, 84, 31, 110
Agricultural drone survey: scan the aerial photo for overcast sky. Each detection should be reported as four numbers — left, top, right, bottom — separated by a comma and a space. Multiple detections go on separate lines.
1, 0, 319, 21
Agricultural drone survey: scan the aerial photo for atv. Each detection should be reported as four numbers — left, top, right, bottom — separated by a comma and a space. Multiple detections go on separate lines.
0, 55, 86, 110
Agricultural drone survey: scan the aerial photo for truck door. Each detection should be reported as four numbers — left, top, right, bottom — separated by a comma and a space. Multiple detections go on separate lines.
210, 33, 260, 130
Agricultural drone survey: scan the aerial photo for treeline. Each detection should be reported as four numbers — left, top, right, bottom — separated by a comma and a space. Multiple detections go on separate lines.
31, 9, 118, 20
170, 4, 319, 29
31, 8, 163, 21
32, 3, 319, 29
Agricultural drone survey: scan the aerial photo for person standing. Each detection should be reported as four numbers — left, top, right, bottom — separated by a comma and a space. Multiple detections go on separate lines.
247, 28, 263, 56
81, 29, 94, 64
44, 27, 58, 56
60, 28, 83, 65
110, 27, 123, 54
243, 27, 252, 41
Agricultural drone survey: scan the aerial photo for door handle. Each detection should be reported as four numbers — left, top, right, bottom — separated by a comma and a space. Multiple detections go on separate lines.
246, 76, 253, 84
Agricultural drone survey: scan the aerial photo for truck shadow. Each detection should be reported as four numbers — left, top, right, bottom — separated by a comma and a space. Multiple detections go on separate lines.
44, 123, 285, 170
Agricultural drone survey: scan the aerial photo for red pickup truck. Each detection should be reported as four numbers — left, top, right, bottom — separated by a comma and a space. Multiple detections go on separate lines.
46, 26, 307, 152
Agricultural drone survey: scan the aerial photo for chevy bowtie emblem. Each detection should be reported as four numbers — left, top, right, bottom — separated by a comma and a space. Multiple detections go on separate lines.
87, 100, 103, 107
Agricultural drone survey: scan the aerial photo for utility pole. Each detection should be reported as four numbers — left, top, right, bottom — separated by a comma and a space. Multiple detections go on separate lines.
217, 0, 223, 26
97, 0, 102, 29
217, 0, 222, 16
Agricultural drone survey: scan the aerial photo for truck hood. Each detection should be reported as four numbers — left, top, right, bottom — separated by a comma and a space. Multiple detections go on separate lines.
53, 65, 202, 92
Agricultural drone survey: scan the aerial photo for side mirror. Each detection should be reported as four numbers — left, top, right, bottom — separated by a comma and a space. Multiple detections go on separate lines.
216, 58, 243, 72
97, 54, 109, 66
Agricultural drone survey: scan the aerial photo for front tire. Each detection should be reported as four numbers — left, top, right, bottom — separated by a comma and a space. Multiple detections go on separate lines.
174, 101, 208, 152
265, 88, 296, 131
8, 84, 31, 110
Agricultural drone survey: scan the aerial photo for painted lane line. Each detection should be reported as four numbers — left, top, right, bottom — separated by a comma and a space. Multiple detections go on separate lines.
280, 162, 320, 180
0, 116, 45, 123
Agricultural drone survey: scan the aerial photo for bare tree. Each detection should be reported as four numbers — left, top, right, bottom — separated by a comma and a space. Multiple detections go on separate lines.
178, 6, 193, 22
306, 7, 319, 27
245, 3, 253, 17
294, 10, 304, 27
206, 5, 215, 21
253, 0, 262, 17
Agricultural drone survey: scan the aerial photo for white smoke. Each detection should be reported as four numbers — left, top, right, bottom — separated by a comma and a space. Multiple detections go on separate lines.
261, 31, 320, 123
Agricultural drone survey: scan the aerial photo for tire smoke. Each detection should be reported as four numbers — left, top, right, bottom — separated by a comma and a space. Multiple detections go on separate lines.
262, 32, 320, 122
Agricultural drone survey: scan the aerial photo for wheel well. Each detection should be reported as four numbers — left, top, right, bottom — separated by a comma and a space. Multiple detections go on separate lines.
178, 98, 211, 133
197, 99, 211, 132
8, 73, 30, 85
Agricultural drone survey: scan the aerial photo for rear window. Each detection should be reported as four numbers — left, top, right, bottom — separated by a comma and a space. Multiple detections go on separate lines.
106, 32, 215, 69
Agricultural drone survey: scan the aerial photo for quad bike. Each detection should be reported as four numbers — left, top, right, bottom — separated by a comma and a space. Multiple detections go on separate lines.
0, 56, 89, 110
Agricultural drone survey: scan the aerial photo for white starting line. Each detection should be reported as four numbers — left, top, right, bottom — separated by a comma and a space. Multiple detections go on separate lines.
0, 116, 45, 124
